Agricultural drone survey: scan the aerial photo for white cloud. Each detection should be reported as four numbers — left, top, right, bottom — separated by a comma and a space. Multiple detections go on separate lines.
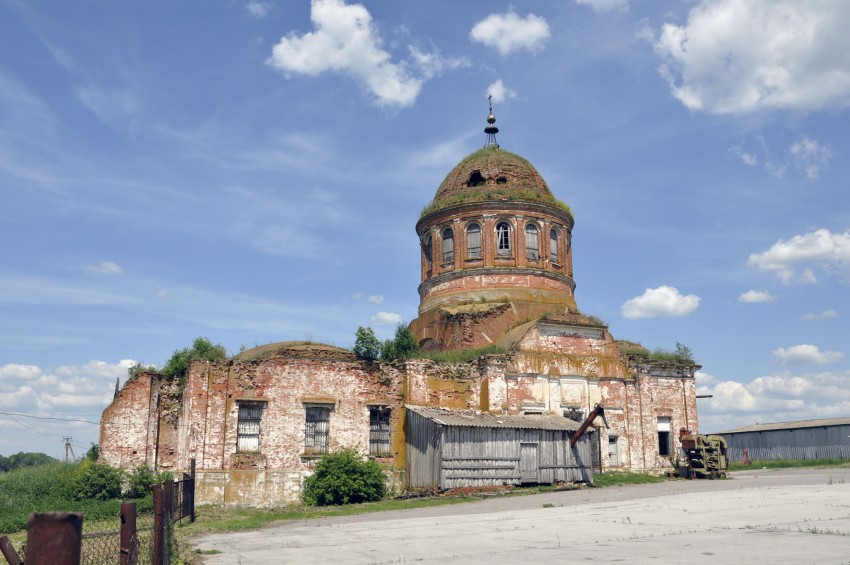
267, 0, 435, 107
802, 309, 839, 321
697, 369, 850, 433
729, 145, 757, 167
246, 1, 272, 19
621, 285, 700, 319
653, 0, 850, 115
470, 11, 550, 56
487, 79, 517, 104
83, 261, 123, 276
367, 294, 383, 304
773, 344, 844, 365
352, 292, 364, 301
737, 289, 775, 304
575, 0, 628, 14
747, 228, 850, 284
408, 45, 468, 80
790, 136, 832, 180
371, 311, 402, 325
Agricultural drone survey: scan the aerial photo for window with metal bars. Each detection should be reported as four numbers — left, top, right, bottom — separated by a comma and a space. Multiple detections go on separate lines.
442, 228, 454, 264
305, 405, 330, 454
236, 402, 264, 454
496, 222, 511, 256
369, 406, 391, 456
550, 228, 559, 263
466, 223, 481, 259
526, 223, 539, 261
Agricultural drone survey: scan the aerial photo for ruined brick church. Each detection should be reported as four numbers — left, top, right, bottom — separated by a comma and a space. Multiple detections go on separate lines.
100, 108, 700, 506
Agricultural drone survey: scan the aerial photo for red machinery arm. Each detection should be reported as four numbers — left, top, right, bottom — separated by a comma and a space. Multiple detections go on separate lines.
570, 404, 609, 447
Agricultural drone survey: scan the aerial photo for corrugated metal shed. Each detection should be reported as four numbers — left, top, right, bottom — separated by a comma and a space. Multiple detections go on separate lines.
406, 405, 592, 490
715, 417, 850, 462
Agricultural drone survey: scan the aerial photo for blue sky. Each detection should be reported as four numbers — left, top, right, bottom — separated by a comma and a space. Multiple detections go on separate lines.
1, 0, 849, 458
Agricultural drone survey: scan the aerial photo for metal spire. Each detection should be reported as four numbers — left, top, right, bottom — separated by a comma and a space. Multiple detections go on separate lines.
484, 94, 499, 148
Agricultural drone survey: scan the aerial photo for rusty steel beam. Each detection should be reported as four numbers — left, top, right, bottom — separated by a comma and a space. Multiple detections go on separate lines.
25, 512, 83, 565
0, 535, 23, 565
120, 501, 137, 565
152, 484, 164, 565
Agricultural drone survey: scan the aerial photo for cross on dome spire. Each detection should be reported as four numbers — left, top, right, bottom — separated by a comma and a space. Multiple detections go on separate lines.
484, 94, 499, 149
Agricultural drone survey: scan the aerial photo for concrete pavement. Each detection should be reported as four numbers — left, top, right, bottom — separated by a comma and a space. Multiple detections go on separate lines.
195, 467, 850, 564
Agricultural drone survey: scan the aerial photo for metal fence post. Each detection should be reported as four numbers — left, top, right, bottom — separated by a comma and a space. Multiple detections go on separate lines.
0, 535, 23, 565
163, 479, 174, 523
120, 501, 137, 565
25, 512, 83, 565
190, 458, 196, 523
152, 484, 164, 565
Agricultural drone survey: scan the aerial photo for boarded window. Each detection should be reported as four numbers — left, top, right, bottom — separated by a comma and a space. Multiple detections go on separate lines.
496, 222, 511, 256
550, 228, 559, 263
466, 223, 482, 259
305, 406, 330, 454
657, 417, 671, 457
237, 403, 263, 454
424, 236, 433, 271
442, 228, 454, 264
369, 406, 391, 456
526, 223, 539, 261
608, 435, 619, 467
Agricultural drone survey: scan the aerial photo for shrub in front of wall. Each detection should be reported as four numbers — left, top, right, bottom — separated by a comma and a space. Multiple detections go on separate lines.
302, 449, 386, 506
72, 461, 123, 501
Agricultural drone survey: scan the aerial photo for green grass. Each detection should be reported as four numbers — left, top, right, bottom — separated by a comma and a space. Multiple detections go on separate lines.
729, 458, 850, 472
0, 462, 153, 536
590, 471, 669, 487
420, 345, 506, 363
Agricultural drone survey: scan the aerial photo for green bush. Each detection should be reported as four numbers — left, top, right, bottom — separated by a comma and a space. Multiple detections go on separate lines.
127, 465, 157, 498
380, 323, 420, 362
302, 449, 386, 506
72, 461, 123, 501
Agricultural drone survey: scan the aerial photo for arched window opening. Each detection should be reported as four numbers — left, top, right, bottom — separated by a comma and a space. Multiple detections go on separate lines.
442, 228, 454, 264
466, 170, 485, 187
424, 236, 433, 270
466, 223, 482, 259
496, 222, 511, 257
496, 176, 508, 184
550, 228, 559, 263
526, 223, 539, 261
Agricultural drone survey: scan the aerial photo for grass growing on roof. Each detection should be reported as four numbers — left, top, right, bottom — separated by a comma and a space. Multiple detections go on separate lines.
419, 345, 506, 363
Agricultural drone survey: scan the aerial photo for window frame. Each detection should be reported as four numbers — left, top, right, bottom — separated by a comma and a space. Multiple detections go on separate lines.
369, 406, 391, 457
496, 221, 512, 257
466, 222, 482, 259
236, 401, 265, 454
550, 228, 559, 263
305, 404, 332, 455
525, 222, 540, 261
442, 228, 454, 265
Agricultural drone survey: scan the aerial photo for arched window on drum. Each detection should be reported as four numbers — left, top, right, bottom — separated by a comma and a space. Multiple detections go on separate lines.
526, 223, 539, 261
466, 223, 482, 259
550, 228, 559, 263
442, 228, 454, 264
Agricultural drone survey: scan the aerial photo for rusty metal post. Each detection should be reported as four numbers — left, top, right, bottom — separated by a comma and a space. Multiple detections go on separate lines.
152, 484, 164, 565
190, 458, 196, 523
163, 479, 174, 523
0, 535, 23, 565
120, 501, 137, 565
25, 512, 83, 565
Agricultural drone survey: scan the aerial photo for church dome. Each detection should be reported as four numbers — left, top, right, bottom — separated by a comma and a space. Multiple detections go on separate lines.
421, 147, 570, 219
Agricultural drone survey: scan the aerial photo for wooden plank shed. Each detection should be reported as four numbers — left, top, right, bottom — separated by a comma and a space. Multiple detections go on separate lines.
405, 405, 593, 490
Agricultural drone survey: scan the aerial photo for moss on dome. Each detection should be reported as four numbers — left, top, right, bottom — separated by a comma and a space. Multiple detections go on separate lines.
421, 147, 572, 219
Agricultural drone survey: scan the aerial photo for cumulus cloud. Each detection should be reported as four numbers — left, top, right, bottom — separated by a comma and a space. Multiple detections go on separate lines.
653, 0, 850, 114
737, 289, 775, 304
621, 286, 700, 319
268, 0, 459, 107
470, 11, 550, 55
790, 136, 832, 180
246, 1, 272, 19
487, 79, 516, 104
747, 228, 850, 284
371, 311, 402, 325
729, 145, 757, 167
83, 261, 123, 276
802, 309, 839, 321
773, 344, 844, 365
575, 0, 628, 14
697, 369, 850, 432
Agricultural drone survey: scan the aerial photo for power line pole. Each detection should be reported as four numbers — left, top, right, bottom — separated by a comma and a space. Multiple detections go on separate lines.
64, 436, 77, 462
